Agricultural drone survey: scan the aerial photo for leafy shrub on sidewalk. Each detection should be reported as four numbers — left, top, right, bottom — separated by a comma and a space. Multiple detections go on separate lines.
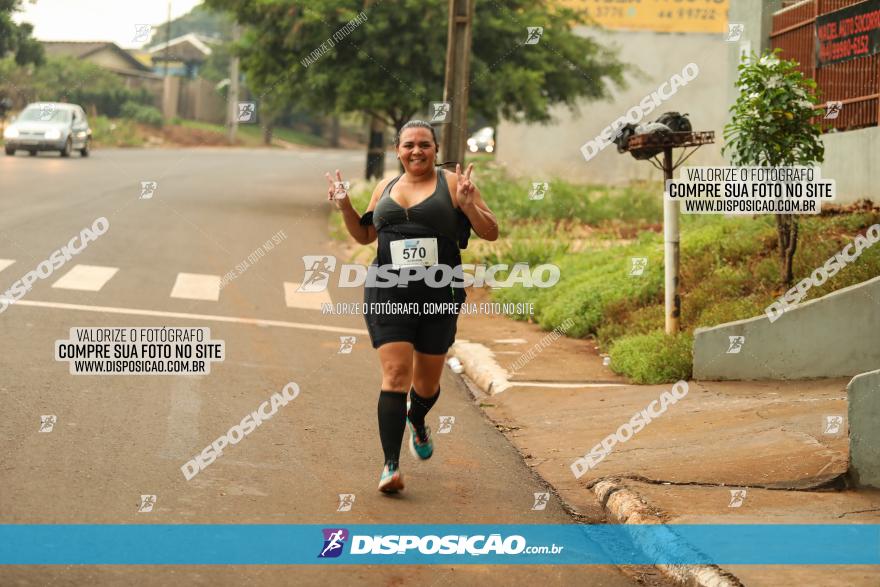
609, 330, 693, 384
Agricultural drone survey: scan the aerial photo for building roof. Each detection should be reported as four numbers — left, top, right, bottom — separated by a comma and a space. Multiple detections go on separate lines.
148, 33, 214, 63
41, 41, 153, 72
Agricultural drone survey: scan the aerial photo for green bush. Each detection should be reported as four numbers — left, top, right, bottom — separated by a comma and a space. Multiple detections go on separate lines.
120, 101, 163, 128
609, 330, 693, 384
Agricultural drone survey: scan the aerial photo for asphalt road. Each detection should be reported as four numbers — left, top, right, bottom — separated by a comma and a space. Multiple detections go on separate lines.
0, 148, 649, 586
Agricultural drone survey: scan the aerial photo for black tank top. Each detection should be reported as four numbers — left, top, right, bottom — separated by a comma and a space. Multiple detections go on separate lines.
373, 170, 461, 243
364, 168, 467, 322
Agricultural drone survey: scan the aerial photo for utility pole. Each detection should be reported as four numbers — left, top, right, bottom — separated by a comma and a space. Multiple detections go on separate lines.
626, 132, 714, 335
163, 1, 171, 78
662, 148, 680, 334
227, 22, 240, 145
363, 0, 385, 179
160, 1, 173, 121
441, 0, 474, 166
366, 115, 385, 179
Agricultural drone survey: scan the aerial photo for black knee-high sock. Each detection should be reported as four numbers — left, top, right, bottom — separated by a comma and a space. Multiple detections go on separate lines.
378, 390, 407, 466
408, 386, 440, 429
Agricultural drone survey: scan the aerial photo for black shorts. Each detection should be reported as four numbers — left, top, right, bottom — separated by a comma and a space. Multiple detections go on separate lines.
365, 314, 459, 355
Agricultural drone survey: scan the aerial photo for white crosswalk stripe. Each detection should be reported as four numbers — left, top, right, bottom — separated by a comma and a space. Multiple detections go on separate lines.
284, 282, 332, 311
51, 264, 119, 291
170, 273, 221, 301
1, 261, 345, 310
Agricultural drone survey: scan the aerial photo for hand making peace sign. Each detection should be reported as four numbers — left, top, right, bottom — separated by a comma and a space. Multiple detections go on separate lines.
324, 169, 349, 209
455, 163, 476, 209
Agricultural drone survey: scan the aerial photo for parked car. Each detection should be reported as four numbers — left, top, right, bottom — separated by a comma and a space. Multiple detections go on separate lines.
3, 102, 91, 157
467, 126, 495, 153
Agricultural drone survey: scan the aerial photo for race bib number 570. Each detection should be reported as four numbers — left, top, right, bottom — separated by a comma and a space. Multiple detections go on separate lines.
390, 238, 438, 269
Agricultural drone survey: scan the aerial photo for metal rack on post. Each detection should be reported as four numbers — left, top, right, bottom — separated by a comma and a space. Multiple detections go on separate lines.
624, 131, 715, 335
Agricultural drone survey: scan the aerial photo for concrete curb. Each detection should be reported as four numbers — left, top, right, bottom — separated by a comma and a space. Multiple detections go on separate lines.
450, 341, 512, 394
592, 479, 745, 587
451, 341, 746, 585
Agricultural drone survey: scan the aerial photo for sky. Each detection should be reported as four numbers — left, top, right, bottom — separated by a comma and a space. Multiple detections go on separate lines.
13, 0, 205, 49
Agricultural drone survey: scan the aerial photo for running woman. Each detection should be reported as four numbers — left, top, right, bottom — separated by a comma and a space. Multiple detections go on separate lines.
326, 120, 498, 493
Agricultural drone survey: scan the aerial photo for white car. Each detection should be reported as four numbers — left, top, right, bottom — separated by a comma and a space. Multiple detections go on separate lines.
467, 127, 495, 153
4, 102, 91, 157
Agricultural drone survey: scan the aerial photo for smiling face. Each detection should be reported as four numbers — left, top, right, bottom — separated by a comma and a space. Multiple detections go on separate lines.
397, 127, 437, 176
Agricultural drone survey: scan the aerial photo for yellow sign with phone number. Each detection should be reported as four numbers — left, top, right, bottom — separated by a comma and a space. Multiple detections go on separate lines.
562, 0, 729, 33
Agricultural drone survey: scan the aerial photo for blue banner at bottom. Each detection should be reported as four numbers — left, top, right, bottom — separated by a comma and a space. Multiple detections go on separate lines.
0, 525, 878, 565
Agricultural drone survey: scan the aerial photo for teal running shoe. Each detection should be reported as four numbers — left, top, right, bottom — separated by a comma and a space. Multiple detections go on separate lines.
408, 418, 434, 460
378, 461, 404, 493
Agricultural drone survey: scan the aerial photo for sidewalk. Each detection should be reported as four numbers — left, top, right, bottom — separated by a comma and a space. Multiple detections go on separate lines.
454, 288, 880, 587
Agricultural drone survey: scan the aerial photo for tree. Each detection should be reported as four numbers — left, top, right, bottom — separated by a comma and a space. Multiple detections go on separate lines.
205, 0, 625, 173
723, 49, 824, 288
0, 0, 44, 66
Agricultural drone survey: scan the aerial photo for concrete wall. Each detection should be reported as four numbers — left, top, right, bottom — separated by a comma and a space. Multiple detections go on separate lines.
848, 369, 880, 488
495, 27, 729, 185
161, 77, 226, 124
162, 76, 180, 121
181, 78, 226, 124
820, 127, 880, 204
693, 276, 880, 380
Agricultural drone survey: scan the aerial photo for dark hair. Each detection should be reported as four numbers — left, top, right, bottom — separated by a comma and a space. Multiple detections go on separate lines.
394, 119, 459, 169
394, 119, 438, 148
